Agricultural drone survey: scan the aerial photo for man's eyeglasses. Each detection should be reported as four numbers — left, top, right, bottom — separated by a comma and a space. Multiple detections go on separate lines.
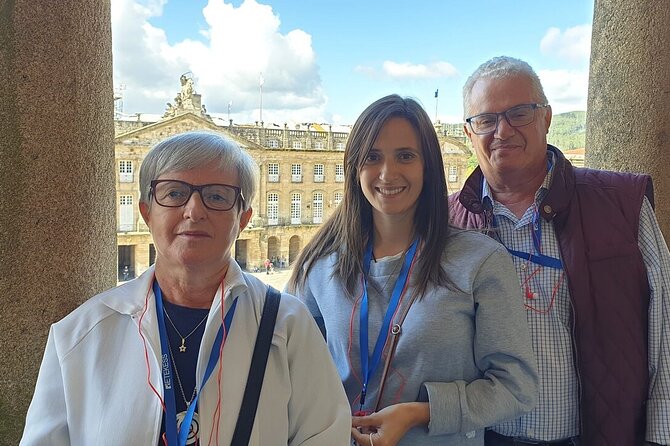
465, 103, 549, 135
150, 179, 244, 211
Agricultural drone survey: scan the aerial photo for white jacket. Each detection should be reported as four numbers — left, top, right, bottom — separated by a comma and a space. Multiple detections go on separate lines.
21, 261, 351, 445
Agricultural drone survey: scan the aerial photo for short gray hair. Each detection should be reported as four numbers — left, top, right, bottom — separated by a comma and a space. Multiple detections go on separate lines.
139, 131, 258, 211
462, 56, 548, 118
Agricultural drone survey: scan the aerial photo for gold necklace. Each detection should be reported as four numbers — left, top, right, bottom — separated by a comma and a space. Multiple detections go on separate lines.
163, 307, 209, 353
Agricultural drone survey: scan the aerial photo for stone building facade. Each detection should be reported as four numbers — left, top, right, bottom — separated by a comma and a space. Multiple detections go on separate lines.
114, 83, 471, 280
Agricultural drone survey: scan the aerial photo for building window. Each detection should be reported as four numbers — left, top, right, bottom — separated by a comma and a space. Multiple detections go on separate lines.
313, 164, 324, 182
292, 140, 303, 149
335, 164, 344, 182
312, 192, 323, 224
313, 141, 325, 150
335, 142, 345, 151
268, 163, 279, 182
119, 160, 133, 183
448, 165, 458, 183
291, 164, 302, 182
267, 193, 279, 225
291, 193, 301, 224
119, 195, 134, 231
268, 139, 279, 148
334, 191, 343, 207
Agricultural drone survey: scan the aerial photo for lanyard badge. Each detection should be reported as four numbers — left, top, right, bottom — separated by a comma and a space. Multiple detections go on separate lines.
153, 280, 238, 446
358, 238, 418, 412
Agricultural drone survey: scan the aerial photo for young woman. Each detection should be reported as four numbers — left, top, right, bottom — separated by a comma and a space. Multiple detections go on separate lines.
288, 95, 538, 446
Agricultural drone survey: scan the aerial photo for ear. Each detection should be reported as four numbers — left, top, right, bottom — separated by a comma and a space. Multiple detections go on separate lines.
543, 105, 553, 134
139, 201, 151, 226
238, 207, 253, 234
463, 123, 474, 142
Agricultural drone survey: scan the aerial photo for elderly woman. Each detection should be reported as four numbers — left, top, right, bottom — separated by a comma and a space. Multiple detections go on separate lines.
21, 131, 350, 446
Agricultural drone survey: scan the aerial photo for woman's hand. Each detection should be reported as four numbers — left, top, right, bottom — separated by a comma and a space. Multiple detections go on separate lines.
350, 402, 429, 446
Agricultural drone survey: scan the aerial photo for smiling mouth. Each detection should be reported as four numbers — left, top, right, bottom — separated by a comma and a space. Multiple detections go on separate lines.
491, 143, 521, 150
376, 186, 405, 196
179, 231, 209, 237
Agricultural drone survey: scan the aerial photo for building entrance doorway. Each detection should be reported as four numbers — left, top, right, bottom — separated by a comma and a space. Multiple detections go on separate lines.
118, 245, 135, 281
235, 239, 248, 270
288, 236, 301, 265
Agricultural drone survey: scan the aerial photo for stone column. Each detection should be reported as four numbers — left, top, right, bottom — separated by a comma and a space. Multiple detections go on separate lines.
0, 1, 116, 442
586, 0, 670, 238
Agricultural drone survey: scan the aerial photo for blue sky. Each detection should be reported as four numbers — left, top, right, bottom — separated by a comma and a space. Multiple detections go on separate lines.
112, 0, 594, 124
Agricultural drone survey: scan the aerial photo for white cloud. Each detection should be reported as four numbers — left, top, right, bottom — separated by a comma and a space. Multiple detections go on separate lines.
112, 0, 327, 122
355, 60, 458, 80
539, 69, 589, 113
383, 61, 458, 79
540, 24, 592, 65
353, 65, 376, 77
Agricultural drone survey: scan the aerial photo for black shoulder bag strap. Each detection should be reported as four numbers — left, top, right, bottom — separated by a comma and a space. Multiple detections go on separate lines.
230, 286, 282, 446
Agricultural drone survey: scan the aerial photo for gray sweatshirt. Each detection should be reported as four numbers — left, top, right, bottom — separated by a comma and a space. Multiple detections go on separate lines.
294, 229, 538, 445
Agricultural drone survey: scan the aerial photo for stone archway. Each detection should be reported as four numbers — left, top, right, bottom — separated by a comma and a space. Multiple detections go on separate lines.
267, 236, 280, 261
234, 239, 248, 270
288, 235, 301, 264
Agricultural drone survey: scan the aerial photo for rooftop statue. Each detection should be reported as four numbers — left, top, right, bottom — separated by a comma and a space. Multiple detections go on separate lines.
163, 73, 208, 120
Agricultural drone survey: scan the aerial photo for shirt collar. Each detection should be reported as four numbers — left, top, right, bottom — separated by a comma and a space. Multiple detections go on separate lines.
221, 257, 249, 302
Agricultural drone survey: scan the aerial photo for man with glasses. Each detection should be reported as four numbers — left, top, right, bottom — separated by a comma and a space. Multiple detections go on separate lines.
449, 56, 669, 446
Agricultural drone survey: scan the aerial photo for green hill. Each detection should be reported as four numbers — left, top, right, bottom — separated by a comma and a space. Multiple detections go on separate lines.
547, 111, 586, 150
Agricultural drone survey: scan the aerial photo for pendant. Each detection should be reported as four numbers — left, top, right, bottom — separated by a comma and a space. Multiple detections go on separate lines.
176, 410, 200, 445
179, 338, 187, 353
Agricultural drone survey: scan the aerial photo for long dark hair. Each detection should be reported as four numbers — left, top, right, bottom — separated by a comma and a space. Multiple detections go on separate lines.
288, 94, 450, 297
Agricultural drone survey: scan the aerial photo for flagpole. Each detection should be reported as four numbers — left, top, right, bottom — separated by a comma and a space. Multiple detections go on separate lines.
259, 72, 264, 124
434, 89, 439, 122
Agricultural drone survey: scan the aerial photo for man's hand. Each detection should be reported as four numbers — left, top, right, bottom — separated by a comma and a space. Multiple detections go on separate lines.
350, 402, 430, 446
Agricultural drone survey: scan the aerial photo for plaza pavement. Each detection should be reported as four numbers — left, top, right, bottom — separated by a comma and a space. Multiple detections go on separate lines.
249, 268, 293, 291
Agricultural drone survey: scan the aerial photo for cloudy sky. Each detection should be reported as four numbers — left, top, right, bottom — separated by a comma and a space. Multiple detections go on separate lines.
112, 0, 594, 124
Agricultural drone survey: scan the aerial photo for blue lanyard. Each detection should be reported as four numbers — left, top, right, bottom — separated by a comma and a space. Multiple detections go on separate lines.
486, 156, 562, 270
153, 280, 238, 446
492, 209, 563, 270
358, 238, 418, 408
